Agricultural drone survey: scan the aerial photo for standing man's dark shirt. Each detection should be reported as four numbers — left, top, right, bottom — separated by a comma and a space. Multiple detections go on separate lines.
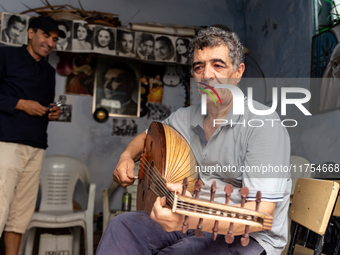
0, 45, 55, 149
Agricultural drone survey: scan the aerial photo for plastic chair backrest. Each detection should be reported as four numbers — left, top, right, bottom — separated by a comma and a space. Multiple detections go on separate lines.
290, 156, 311, 194
289, 178, 339, 235
39, 155, 90, 212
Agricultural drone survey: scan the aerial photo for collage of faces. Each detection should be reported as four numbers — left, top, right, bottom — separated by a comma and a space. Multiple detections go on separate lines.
0, 13, 192, 65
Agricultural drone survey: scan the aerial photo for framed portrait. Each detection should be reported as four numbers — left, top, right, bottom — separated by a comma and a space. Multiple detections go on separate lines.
93, 56, 141, 118
310, 24, 340, 114
0, 13, 29, 46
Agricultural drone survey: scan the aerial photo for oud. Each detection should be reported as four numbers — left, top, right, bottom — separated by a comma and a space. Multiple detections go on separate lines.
137, 122, 273, 246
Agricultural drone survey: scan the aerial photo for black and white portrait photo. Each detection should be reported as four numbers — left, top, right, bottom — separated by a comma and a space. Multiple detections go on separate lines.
72, 22, 93, 52
112, 119, 138, 137
94, 56, 140, 117
175, 37, 191, 65
116, 29, 136, 58
55, 20, 72, 51
135, 32, 155, 60
0, 13, 28, 46
154, 35, 176, 62
147, 103, 172, 120
55, 95, 73, 122
93, 26, 116, 55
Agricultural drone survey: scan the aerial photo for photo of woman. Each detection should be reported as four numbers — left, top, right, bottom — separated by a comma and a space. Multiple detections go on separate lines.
94, 26, 116, 55
72, 22, 93, 51
176, 38, 190, 64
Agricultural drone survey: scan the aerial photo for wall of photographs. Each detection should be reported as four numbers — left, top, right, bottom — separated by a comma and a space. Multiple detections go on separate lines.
0, 12, 192, 65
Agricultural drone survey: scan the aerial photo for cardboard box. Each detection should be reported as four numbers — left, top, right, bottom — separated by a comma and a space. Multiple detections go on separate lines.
38, 234, 73, 255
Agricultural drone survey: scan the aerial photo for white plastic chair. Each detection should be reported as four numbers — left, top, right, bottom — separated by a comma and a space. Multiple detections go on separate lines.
21, 155, 96, 255
290, 155, 311, 195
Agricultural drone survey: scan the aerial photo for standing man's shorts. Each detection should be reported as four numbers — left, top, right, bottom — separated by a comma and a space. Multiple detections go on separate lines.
0, 142, 45, 235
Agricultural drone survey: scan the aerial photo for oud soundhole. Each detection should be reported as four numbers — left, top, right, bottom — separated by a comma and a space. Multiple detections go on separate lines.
149, 141, 153, 153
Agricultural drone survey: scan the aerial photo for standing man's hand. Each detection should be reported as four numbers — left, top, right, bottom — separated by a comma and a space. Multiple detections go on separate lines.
15, 99, 48, 116
47, 104, 61, 120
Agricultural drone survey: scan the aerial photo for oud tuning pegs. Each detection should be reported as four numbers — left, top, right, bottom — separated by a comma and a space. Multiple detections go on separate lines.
209, 181, 218, 240
195, 218, 204, 237
194, 179, 204, 237
210, 181, 216, 202
240, 186, 250, 246
225, 223, 234, 244
195, 179, 203, 199
182, 216, 189, 233
256, 191, 262, 211
224, 184, 233, 206
224, 184, 235, 244
254, 191, 262, 223
212, 221, 219, 241
240, 187, 249, 208
241, 225, 250, 246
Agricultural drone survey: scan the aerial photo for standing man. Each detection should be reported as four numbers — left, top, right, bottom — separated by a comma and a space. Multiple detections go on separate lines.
1, 15, 27, 45
0, 16, 63, 255
97, 26, 291, 255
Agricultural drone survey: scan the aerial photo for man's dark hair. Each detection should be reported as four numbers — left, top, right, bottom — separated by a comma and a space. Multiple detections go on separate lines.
140, 34, 154, 45
95, 28, 115, 50
156, 36, 172, 48
6, 15, 26, 29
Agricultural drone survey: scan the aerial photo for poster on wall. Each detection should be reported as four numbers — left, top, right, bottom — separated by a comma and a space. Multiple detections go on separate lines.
310, 24, 340, 114
54, 95, 73, 122
0, 13, 30, 46
154, 35, 176, 62
93, 25, 116, 55
111, 119, 138, 136
63, 53, 97, 96
54, 20, 73, 51
93, 56, 141, 118
72, 21, 93, 52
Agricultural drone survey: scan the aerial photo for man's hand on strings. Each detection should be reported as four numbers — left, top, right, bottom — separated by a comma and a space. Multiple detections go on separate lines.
113, 155, 136, 187
150, 182, 192, 232
150, 196, 184, 232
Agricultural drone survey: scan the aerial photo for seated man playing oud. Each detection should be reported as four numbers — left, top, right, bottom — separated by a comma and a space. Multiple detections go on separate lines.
97, 26, 291, 255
